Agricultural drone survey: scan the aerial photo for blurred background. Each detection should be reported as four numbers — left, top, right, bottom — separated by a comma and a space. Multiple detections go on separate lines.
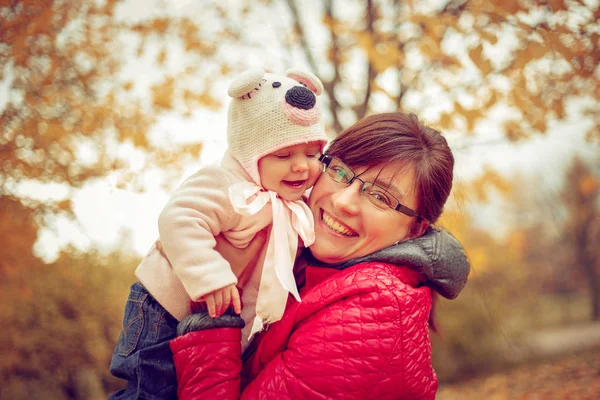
1, 0, 599, 398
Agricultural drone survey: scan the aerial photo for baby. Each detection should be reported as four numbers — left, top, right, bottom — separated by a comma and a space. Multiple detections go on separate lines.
110, 68, 327, 399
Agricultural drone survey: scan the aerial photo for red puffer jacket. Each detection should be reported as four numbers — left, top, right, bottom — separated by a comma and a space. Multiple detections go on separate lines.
170, 261, 437, 399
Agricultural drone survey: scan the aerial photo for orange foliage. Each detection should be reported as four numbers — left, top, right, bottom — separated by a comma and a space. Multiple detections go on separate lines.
0, 197, 40, 276
0, 0, 255, 240
469, 44, 493, 75
579, 174, 599, 197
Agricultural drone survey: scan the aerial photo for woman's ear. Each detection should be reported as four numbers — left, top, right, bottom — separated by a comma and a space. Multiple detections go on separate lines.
409, 218, 430, 239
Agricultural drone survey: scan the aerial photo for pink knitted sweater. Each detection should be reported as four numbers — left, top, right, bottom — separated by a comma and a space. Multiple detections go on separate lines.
135, 151, 273, 351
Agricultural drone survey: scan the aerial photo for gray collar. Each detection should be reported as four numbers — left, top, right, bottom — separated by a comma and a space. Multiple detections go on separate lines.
303, 226, 470, 299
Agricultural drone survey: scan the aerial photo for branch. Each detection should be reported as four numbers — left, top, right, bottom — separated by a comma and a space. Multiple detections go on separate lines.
440, 0, 469, 17
324, 0, 343, 133
286, 0, 341, 133
285, 0, 319, 73
354, 0, 375, 120
396, 82, 406, 110
393, 0, 407, 110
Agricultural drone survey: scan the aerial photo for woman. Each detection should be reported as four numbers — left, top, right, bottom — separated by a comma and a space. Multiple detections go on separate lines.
170, 112, 470, 399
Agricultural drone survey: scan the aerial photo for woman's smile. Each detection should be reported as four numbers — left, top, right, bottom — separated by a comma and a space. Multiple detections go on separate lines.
308, 162, 420, 263
321, 210, 357, 237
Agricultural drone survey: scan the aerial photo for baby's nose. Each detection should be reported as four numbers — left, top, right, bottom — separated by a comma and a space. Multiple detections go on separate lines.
292, 157, 309, 172
285, 86, 316, 110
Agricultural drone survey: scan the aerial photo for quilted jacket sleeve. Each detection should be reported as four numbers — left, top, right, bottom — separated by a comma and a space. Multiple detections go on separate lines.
242, 266, 438, 400
170, 328, 243, 400
158, 166, 240, 301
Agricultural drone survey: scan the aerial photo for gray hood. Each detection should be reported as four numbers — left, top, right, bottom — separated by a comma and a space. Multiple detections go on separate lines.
303, 226, 470, 299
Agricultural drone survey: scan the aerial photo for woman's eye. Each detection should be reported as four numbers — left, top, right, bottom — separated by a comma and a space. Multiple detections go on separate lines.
369, 191, 393, 207
329, 167, 348, 182
332, 167, 345, 176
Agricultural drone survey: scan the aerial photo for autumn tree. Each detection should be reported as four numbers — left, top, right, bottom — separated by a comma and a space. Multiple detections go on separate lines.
0, 0, 256, 247
284, 0, 599, 141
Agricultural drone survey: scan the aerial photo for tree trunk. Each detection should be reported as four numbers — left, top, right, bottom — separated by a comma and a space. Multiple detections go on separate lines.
575, 224, 600, 321
586, 267, 600, 321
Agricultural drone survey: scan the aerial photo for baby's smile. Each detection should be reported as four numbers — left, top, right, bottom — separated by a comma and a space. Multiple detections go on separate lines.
282, 179, 307, 188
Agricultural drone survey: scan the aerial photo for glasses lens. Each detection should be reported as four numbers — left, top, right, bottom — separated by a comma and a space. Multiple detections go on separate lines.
362, 182, 397, 210
325, 158, 353, 183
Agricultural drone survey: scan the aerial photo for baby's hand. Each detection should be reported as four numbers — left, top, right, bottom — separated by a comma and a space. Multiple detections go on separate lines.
203, 284, 241, 318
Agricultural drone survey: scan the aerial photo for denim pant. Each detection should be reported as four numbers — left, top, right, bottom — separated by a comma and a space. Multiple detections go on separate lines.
109, 282, 179, 400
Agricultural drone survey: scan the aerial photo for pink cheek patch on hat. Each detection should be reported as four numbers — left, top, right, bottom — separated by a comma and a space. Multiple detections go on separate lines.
282, 99, 321, 126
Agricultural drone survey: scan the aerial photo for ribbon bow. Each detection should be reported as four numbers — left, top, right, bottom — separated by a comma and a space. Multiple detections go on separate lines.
229, 181, 315, 337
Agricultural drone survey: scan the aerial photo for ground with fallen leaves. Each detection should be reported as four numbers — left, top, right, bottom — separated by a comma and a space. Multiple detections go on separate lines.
437, 346, 600, 400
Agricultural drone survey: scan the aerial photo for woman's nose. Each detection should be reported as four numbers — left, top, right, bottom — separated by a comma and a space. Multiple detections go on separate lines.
332, 181, 361, 215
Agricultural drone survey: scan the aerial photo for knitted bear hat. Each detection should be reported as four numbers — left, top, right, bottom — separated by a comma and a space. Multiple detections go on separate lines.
227, 68, 328, 186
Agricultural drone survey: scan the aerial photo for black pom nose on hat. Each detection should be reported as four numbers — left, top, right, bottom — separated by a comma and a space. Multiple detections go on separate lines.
285, 86, 316, 110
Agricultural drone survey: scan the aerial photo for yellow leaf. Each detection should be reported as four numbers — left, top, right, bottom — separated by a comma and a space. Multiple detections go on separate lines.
510, 87, 529, 112
504, 120, 526, 142
157, 47, 167, 66
579, 175, 599, 197
531, 116, 547, 133
491, 0, 523, 15
439, 113, 453, 130
509, 49, 530, 70
552, 100, 566, 119
469, 44, 493, 75
545, 31, 573, 59
547, 0, 567, 11
57, 199, 72, 211
527, 41, 548, 60
44, 120, 66, 141
371, 43, 401, 73
484, 90, 498, 108
420, 36, 441, 61
151, 77, 175, 110
151, 18, 169, 34
478, 28, 498, 45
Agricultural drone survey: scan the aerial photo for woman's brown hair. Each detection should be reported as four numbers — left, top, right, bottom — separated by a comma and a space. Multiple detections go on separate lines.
325, 112, 454, 224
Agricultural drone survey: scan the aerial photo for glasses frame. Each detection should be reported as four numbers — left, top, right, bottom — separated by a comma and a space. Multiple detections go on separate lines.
318, 154, 423, 219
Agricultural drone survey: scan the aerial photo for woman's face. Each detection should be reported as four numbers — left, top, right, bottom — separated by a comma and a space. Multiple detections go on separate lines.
307, 161, 420, 264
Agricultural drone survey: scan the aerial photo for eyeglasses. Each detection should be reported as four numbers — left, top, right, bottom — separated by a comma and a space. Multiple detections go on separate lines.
318, 154, 422, 219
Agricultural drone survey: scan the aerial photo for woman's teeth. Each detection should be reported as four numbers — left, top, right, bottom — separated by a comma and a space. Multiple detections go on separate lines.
322, 212, 355, 236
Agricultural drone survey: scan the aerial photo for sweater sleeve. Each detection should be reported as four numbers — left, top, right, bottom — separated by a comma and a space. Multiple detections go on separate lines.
242, 268, 438, 400
158, 166, 241, 301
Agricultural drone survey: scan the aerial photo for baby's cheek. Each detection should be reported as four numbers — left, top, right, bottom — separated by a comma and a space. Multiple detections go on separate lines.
307, 161, 321, 186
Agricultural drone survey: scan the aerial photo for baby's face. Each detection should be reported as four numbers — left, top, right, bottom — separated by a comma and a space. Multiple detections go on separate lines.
257, 142, 323, 201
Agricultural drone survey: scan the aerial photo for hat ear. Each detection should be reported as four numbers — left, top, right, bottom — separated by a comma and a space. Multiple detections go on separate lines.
227, 68, 266, 98
286, 68, 323, 96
